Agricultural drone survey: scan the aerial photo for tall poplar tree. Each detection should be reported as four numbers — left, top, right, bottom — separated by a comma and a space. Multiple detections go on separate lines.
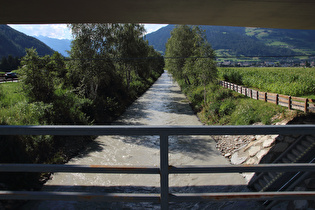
165, 25, 216, 82
165, 25, 217, 102
165, 25, 195, 84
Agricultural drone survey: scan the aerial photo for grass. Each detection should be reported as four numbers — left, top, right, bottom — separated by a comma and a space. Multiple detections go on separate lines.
0, 82, 38, 121
176, 66, 311, 126
0, 82, 26, 107
180, 82, 288, 126
302, 95, 315, 100
0, 83, 51, 125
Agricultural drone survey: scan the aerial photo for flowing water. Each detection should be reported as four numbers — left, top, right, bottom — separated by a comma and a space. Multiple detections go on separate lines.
23, 71, 263, 209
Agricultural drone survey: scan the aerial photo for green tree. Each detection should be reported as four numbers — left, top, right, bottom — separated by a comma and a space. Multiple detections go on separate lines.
19, 48, 91, 126
68, 23, 164, 122
147, 45, 165, 78
114, 24, 148, 88
165, 25, 217, 103
7, 55, 19, 70
68, 24, 118, 99
19, 48, 55, 103
68, 24, 125, 122
165, 25, 196, 84
0, 56, 9, 71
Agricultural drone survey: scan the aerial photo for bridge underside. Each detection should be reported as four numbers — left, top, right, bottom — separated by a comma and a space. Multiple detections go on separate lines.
1, 0, 315, 30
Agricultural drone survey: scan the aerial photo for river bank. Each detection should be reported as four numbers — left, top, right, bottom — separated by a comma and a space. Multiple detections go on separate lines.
20, 71, 264, 209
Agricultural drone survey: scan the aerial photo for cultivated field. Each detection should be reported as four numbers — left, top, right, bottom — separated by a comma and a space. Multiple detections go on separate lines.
218, 67, 315, 99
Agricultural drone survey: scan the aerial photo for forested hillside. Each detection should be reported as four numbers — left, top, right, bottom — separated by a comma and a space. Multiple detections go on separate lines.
0, 25, 54, 58
146, 25, 315, 59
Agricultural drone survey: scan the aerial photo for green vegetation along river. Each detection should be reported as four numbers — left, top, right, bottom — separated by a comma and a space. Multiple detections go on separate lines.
22, 71, 263, 209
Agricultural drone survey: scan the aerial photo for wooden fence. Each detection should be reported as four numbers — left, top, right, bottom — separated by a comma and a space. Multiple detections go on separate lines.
219, 81, 315, 113
0, 75, 18, 82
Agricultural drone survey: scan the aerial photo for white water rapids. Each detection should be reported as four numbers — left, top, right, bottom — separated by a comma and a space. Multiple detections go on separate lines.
22, 71, 263, 209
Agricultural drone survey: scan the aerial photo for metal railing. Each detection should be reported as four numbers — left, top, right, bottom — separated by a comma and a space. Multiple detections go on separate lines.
0, 125, 315, 209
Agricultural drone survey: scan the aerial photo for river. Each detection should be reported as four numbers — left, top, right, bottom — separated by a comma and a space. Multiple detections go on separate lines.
22, 71, 263, 209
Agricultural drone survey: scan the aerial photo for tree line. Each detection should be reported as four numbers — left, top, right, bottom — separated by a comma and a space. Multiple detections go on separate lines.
0, 55, 20, 72
20, 23, 164, 124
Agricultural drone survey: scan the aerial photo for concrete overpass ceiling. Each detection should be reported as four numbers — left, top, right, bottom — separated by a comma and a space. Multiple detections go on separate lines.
1, 0, 315, 30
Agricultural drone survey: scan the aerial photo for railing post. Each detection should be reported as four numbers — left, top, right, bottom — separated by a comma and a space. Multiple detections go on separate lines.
160, 134, 169, 210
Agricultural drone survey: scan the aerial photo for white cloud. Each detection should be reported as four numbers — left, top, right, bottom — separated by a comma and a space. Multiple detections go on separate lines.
8, 24, 73, 40
8, 23, 167, 40
144, 24, 168, 34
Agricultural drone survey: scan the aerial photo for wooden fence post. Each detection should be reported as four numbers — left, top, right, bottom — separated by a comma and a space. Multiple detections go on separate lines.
304, 98, 308, 113
276, 94, 279, 105
264, 92, 267, 102
288, 96, 291, 110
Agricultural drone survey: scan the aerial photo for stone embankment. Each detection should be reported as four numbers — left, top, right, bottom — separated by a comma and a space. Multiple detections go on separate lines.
213, 114, 315, 209
214, 119, 292, 180
214, 115, 314, 177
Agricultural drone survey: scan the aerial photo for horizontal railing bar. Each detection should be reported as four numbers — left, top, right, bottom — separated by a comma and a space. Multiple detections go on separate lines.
169, 163, 315, 173
170, 191, 315, 202
0, 164, 159, 174
1, 191, 314, 202
0, 191, 160, 202
0, 125, 314, 136
1, 163, 315, 174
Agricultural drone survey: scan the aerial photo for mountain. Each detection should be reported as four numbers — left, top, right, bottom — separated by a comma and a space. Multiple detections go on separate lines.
145, 25, 315, 61
145, 25, 174, 54
34, 36, 72, 57
0, 25, 55, 58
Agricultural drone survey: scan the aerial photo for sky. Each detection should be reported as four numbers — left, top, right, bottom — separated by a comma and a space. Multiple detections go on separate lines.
8, 24, 168, 40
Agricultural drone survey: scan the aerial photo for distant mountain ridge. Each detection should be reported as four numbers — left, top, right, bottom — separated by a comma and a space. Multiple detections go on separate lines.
2, 24, 315, 63
145, 25, 315, 60
34, 36, 72, 57
0, 25, 55, 58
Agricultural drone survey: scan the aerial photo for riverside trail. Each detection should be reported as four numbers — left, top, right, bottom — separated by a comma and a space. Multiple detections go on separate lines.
22, 71, 263, 209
